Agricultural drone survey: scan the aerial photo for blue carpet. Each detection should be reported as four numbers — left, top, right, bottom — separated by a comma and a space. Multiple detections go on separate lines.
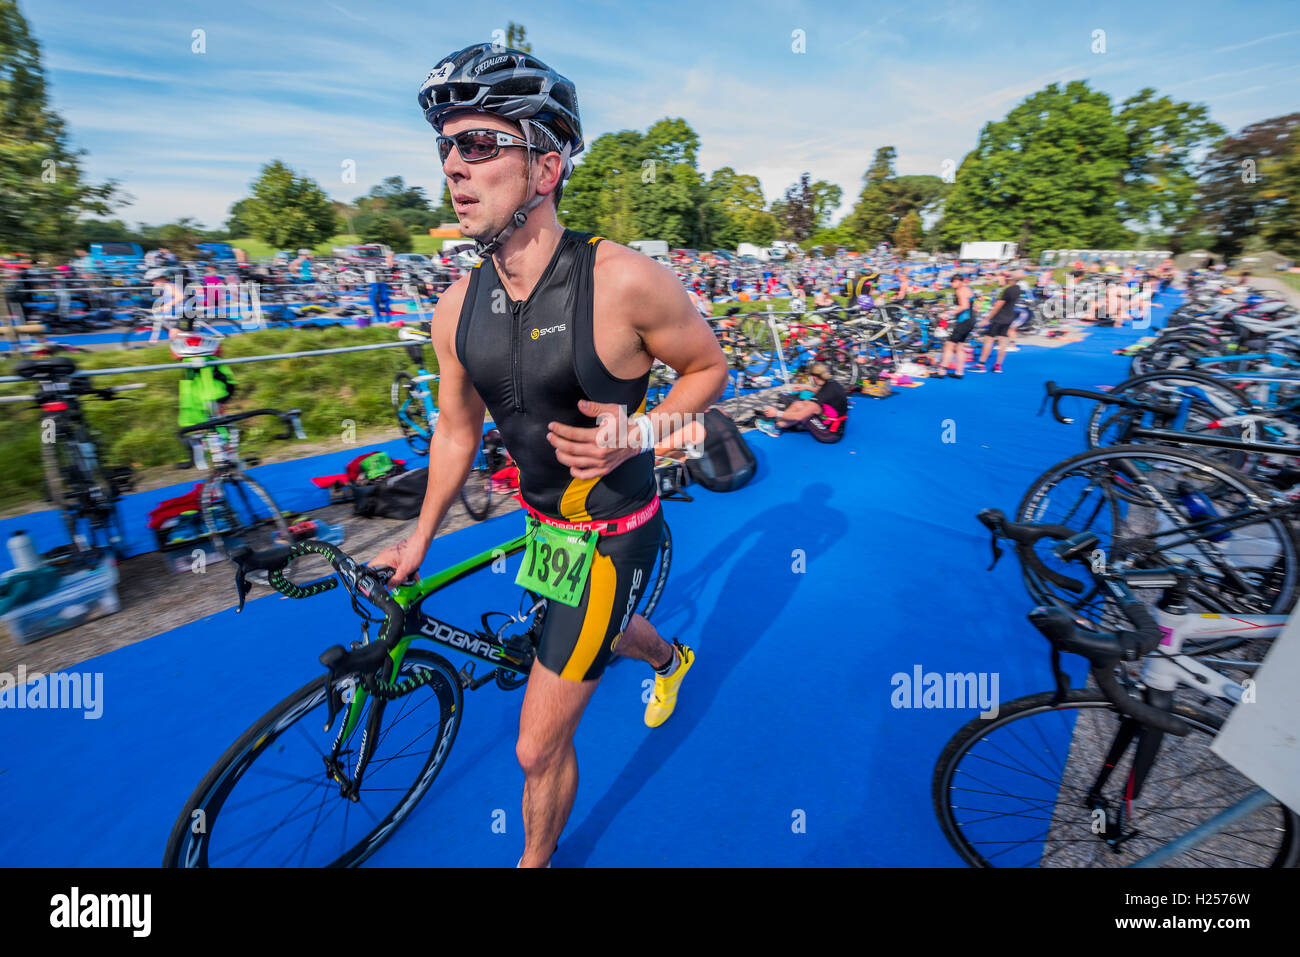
0, 296, 1177, 866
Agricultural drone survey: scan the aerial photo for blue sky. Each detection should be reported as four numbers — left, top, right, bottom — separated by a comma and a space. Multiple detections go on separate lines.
25, 0, 1300, 231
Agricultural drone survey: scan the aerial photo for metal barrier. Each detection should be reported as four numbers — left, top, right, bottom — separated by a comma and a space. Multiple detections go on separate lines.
0, 337, 425, 384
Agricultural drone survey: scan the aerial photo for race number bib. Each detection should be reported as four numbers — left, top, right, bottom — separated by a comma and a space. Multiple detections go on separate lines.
514, 518, 597, 607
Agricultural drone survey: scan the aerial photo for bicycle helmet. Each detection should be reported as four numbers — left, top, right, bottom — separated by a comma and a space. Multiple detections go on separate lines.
145, 267, 171, 282
418, 43, 583, 257
170, 334, 223, 359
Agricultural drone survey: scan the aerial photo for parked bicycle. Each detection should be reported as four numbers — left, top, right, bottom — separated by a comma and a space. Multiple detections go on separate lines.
931, 509, 1297, 868
10, 357, 141, 562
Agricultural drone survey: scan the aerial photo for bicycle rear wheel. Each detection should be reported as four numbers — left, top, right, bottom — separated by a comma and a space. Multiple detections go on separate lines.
202, 473, 292, 560
162, 648, 463, 867
932, 688, 1298, 867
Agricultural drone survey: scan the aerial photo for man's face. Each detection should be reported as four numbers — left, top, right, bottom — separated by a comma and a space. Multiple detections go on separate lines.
440, 112, 538, 240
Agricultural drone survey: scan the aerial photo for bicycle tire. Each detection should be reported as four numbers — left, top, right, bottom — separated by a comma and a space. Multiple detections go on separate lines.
41, 428, 124, 558
932, 688, 1299, 868
459, 461, 494, 521
638, 519, 672, 621
1016, 444, 1299, 625
201, 473, 292, 560
162, 648, 463, 867
391, 370, 432, 457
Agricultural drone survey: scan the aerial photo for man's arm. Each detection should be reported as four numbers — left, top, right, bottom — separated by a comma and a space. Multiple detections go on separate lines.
615, 251, 729, 442
370, 277, 485, 581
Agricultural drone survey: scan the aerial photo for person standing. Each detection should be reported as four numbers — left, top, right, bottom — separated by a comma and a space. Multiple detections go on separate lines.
934, 274, 976, 379
969, 269, 1023, 373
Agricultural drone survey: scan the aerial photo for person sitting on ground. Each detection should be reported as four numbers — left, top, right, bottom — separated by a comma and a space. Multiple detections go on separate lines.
752, 362, 849, 441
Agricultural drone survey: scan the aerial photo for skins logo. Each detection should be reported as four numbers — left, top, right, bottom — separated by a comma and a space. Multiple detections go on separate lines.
531, 324, 566, 340
419, 618, 505, 661
619, 568, 644, 633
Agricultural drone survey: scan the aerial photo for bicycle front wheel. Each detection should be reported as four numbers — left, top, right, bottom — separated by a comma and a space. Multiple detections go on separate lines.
459, 458, 494, 521
162, 648, 463, 867
1016, 444, 1299, 623
391, 370, 433, 457
932, 688, 1299, 868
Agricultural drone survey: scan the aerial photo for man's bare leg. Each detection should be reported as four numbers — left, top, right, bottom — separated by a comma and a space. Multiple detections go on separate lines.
614, 613, 673, 668
516, 660, 600, 867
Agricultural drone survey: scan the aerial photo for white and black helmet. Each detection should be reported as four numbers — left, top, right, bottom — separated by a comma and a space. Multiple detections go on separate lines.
418, 43, 583, 160
419, 43, 583, 257
145, 267, 171, 282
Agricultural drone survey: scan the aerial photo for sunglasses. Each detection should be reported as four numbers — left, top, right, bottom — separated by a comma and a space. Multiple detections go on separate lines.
435, 129, 543, 164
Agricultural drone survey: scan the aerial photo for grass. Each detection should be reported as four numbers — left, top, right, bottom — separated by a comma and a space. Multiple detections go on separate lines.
1270, 273, 1300, 293
0, 326, 430, 511
229, 234, 462, 260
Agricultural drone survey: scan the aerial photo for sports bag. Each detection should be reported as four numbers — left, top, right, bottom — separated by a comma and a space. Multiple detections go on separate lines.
353, 467, 428, 520
685, 408, 757, 493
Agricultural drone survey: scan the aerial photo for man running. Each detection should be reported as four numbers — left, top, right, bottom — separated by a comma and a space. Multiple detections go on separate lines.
370, 44, 728, 868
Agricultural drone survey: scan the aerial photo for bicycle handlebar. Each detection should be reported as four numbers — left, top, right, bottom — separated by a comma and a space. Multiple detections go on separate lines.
978, 508, 1190, 735
177, 407, 306, 440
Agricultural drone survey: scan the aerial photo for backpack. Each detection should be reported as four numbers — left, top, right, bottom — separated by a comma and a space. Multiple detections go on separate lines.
685, 408, 757, 493
353, 467, 428, 519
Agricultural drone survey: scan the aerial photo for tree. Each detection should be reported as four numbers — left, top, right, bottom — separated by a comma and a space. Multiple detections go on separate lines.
1258, 128, 1300, 256
939, 81, 1131, 256
775, 172, 816, 241
505, 22, 531, 53
225, 197, 256, 237
359, 215, 413, 252
893, 211, 923, 253
563, 120, 711, 247
241, 160, 339, 249
843, 147, 897, 247
808, 180, 843, 231
708, 166, 770, 247
157, 217, 203, 258
0, 0, 120, 255
360, 176, 431, 214
1116, 88, 1223, 236
1193, 113, 1300, 257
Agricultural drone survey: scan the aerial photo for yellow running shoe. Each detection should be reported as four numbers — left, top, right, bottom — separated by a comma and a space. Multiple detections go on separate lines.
644, 640, 694, 728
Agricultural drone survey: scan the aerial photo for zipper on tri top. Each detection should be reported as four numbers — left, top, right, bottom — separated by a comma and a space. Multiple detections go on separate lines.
510, 298, 525, 413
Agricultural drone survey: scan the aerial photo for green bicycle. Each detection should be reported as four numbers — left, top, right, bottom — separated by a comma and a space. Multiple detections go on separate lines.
161, 523, 672, 867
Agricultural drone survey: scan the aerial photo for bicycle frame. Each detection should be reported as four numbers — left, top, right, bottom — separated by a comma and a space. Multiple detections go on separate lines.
328, 535, 531, 759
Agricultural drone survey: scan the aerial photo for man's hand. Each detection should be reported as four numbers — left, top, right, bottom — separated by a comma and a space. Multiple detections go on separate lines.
368, 535, 429, 586
547, 399, 643, 480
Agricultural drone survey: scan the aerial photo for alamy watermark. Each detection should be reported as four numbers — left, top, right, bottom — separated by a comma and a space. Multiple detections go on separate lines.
0, 665, 104, 719
594, 405, 706, 458
891, 665, 999, 718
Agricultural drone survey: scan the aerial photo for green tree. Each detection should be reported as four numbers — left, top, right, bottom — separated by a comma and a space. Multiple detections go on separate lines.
1192, 113, 1300, 257
1258, 129, 1300, 257
1116, 88, 1223, 237
563, 120, 711, 247
893, 210, 923, 253
843, 147, 897, 247
505, 22, 531, 53
77, 218, 136, 245
359, 215, 413, 252
708, 166, 768, 247
225, 197, 256, 237
775, 172, 816, 241
241, 160, 339, 249
809, 180, 842, 230
157, 217, 203, 258
940, 81, 1131, 256
0, 0, 119, 255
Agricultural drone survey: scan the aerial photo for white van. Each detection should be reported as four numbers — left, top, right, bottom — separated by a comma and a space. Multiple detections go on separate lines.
630, 240, 669, 258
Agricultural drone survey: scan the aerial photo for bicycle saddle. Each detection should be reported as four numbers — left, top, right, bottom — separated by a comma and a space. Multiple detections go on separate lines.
14, 357, 77, 380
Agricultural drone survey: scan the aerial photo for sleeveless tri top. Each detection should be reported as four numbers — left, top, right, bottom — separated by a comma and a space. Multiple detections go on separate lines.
455, 230, 655, 522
